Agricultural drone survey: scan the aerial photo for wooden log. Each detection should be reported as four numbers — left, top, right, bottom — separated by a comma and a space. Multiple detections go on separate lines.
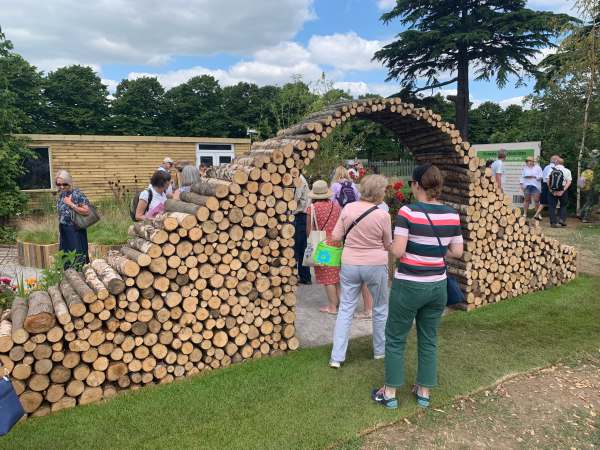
19, 390, 43, 413
0, 317, 13, 353
82, 266, 110, 300
119, 246, 152, 267
11, 296, 29, 344
127, 238, 162, 259
64, 268, 97, 304
107, 250, 140, 277
129, 222, 168, 245
191, 180, 230, 199
91, 259, 126, 294
24, 291, 55, 334
179, 192, 219, 211
59, 279, 86, 318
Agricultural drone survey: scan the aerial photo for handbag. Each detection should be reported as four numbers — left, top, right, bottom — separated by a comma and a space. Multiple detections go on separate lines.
0, 373, 25, 436
71, 202, 100, 230
416, 206, 466, 306
302, 207, 327, 267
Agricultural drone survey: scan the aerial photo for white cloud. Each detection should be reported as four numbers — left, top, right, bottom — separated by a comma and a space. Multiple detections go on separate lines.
1, 0, 315, 70
498, 96, 527, 109
102, 78, 120, 94
308, 32, 385, 71
376, 0, 397, 10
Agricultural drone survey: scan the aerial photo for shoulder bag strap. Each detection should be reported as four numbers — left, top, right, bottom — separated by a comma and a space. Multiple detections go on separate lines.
343, 205, 378, 243
415, 205, 447, 272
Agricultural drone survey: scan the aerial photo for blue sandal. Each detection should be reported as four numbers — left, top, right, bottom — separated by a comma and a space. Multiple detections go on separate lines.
412, 384, 430, 408
371, 387, 398, 409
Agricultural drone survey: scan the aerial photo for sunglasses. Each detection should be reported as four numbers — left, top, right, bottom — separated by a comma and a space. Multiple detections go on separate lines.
56, 183, 70, 187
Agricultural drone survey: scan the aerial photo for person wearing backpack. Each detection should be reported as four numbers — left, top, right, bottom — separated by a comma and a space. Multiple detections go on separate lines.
133, 171, 170, 221
534, 154, 559, 221
331, 166, 360, 207
548, 157, 572, 227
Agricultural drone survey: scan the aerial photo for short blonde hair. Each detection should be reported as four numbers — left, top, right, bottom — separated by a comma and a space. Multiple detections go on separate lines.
359, 174, 388, 204
55, 169, 73, 185
332, 166, 349, 184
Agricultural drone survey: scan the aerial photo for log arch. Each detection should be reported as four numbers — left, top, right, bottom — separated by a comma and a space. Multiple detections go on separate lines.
246, 97, 577, 308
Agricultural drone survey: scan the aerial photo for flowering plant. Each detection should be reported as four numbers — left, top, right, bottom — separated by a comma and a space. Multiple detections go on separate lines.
0, 277, 17, 309
384, 179, 412, 219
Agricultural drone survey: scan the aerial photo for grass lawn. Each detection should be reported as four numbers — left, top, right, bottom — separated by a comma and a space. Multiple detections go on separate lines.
2, 276, 600, 450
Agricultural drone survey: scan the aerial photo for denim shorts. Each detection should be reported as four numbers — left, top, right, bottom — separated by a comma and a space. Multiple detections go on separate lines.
524, 185, 540, 196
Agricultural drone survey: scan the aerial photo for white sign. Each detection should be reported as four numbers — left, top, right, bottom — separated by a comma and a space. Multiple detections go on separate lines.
472, 141, 541, 207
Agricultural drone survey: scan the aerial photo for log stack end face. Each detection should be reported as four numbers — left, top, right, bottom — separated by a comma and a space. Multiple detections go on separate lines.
0, 97, 576, 418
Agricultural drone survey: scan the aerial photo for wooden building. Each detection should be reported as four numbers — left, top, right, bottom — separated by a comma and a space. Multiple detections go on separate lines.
17, 134, 251, 204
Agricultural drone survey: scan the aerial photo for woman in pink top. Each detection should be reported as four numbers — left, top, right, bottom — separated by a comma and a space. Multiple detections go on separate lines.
329, 175, 392, 367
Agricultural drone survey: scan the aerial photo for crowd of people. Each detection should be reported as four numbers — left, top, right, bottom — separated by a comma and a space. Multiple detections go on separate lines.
294, 161, 463, 409
489, 149, 598, 226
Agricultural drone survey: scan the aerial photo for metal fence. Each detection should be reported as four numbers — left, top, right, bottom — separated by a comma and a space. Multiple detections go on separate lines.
366, 159, 416, 178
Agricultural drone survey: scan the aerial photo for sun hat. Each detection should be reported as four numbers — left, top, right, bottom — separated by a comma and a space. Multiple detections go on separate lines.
163, 157, 174, 164
526, 156, 534, 162
309, 180, 333, 200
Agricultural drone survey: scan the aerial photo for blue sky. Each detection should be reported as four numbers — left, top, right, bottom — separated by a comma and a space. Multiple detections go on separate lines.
0, 0, 578, 108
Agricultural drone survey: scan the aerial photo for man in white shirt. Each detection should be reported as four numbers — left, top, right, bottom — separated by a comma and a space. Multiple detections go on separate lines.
548, 157, 572, 227
520, 156, 543, 218
153, 157, 174, 197
491, 149, 507, 192
535, 154, 559, 220
293, 174, 311, 284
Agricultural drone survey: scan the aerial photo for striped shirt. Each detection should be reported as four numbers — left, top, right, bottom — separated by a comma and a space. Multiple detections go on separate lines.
394, 202, 463, 282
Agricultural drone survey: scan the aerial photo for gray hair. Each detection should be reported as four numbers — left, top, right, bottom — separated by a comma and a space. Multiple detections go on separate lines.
498, 149, 507, 159
55, 169, 73, 185
180, 165, 200, 187
359, 174, 388, 204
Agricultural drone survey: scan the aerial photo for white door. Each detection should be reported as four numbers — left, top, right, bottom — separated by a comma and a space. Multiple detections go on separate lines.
196, 143, 234, 168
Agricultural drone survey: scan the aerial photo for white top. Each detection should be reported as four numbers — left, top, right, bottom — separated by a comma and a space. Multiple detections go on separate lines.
542, 162, 555, 182
140, 187, 167, 218
491, 159, 506, 187
520, 164, 543, 190
377, 202, 389, 212
294, 174, 310, 214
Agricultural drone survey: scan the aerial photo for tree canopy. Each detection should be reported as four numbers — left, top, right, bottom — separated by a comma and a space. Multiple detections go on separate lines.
374, 0, 576, 139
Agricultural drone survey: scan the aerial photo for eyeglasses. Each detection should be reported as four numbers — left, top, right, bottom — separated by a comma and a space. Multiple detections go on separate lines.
56, 183, 70, 187
409, 180, 417, 186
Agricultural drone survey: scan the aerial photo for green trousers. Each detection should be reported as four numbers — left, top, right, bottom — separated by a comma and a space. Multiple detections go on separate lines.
384, 278, 447, 388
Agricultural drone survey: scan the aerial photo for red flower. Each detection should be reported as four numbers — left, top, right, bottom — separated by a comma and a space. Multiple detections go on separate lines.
395, 191, 405, 202
393, 181, 404, 190
358, 168, 366, 178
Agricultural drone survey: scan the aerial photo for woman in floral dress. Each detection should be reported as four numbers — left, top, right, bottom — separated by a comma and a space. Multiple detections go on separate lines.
306, 180, 342, 314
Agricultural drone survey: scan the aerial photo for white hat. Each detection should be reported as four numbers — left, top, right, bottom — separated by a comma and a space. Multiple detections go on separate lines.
163, 157, 174, 164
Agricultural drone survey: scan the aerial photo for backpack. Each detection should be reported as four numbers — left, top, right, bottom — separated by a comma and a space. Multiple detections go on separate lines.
130, 189, 153, 220
548, 168, 565, 192
336, 181, 357, 207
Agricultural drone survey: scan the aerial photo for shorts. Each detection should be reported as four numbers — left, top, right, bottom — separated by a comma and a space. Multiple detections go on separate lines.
540, 182, 549, 205
524, 185, 540, 196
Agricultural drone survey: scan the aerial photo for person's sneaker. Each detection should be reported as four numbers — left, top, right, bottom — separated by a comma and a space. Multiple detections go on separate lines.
374, 354, 385, 360
551, 223, 559, 228
371, 387, 398, 409
559, 221, 567, 227
329, 360, 341, 369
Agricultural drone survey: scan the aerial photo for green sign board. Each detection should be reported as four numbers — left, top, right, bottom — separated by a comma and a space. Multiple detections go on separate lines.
476, 148, 535, 162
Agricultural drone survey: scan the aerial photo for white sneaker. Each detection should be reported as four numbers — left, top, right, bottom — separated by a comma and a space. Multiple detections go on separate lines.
374, 355, 385, 360
329, 360, 341, 368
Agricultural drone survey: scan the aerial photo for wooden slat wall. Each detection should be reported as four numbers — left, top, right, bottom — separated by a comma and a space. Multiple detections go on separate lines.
19, 135, 250, 205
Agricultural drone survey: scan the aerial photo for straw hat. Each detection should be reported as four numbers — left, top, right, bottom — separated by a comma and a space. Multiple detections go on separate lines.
309, 180, 333, 200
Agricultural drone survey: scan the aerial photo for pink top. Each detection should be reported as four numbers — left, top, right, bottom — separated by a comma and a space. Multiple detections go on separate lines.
332, 201, 392, 266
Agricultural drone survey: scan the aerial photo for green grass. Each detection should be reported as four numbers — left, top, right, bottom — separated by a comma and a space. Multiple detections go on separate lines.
16, 199, 130, 246
2, 276, 600, 450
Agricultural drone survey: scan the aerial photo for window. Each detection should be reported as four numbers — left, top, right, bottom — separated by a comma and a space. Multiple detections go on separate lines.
196, 143, 234, 168
18, 147, 52, 190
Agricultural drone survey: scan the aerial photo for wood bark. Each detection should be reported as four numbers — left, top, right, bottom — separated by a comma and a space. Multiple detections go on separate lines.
24, 291, 55, 333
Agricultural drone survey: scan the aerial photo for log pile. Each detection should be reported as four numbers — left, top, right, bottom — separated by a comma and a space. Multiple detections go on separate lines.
0, 97, 577, 418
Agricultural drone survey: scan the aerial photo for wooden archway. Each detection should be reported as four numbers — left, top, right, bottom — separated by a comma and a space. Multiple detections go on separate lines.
245, 97, 577, 308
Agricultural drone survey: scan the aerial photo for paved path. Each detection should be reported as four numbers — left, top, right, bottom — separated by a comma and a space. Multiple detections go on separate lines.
0, 246, 41, 280
295, 282, 374, 348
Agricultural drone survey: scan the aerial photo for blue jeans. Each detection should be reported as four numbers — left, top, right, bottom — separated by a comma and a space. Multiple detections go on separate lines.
548, 191, 568, 224
293, 213, 311, 283
330, 264, 388, 362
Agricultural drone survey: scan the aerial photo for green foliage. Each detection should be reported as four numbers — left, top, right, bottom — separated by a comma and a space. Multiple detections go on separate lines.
0, 225, 16, 244
1, 275, 599, 450
38, 250, 80, 290
0, 28, 36, 221
374, 0, 576, 137
110, 77, 165, 135
44, 65, 110, 133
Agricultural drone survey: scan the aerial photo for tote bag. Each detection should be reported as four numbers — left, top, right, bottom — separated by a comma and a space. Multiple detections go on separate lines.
71, 202, 100, 230
0, 374, 25, 435
302, 207, 326, 267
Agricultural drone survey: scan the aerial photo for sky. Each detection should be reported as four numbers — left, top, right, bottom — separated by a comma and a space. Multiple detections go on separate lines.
0, 0, 580, 108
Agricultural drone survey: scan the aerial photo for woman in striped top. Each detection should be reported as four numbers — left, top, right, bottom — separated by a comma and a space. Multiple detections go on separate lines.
372, 164, 464, 410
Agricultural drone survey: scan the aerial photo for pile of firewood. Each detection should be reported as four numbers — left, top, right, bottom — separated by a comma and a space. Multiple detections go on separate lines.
0, 97, 577, 418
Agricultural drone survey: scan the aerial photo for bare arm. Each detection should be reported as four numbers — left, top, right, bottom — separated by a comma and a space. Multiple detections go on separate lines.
306, 208, 312, 236
446, 241, 464, 259
495, 174, 502, 190
135, 199, 148, 221
391, 235, 408, 259
382, 216, 392, 251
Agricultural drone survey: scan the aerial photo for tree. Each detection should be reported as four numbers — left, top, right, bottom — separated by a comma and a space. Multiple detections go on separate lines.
163, 75, 227, 136
0, 28, 35, 221
270, 78, 318, 131
222, 82, 272, 138
44, 65, 110, 133
469, 102, 505, 144
537, 1, 599, 212
110, 77, 165, 136
0, 53, 46, 133
374, 0, 575, 140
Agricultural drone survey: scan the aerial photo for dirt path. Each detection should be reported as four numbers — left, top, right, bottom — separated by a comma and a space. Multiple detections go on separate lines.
361, 359, 600, 449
